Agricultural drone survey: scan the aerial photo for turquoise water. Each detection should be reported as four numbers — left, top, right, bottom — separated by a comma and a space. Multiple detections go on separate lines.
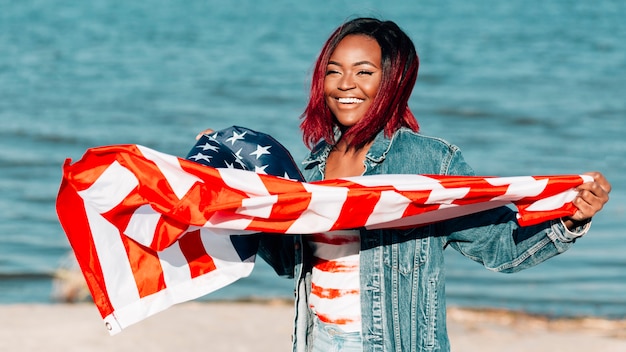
1, 0, 625, 319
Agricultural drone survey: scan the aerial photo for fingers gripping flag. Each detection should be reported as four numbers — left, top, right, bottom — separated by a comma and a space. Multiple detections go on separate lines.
56, 126, 591, 335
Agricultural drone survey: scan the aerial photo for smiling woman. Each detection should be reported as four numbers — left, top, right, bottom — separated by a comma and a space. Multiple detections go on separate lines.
271, 17, 611, 352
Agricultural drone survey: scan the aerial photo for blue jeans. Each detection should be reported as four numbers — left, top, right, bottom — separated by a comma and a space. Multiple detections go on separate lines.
311, 316, 362, 352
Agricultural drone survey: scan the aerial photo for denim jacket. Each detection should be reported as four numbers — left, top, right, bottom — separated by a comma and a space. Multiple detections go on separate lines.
277, 127, 585, 352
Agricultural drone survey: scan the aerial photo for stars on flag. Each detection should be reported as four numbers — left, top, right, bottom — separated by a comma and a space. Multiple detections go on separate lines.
188, 152, 213, 163
185, 127, 303, 180
225, 130, 247, 145
250, 144, 271, 159
195, 142, 220, 153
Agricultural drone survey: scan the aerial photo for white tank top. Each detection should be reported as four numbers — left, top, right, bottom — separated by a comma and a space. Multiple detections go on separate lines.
308, 230, 361, 332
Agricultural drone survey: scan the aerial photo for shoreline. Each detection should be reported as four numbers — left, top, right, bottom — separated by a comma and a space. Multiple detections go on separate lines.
1, 300, 624, 351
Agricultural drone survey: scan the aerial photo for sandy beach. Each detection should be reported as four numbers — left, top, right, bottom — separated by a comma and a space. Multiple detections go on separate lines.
1, 300, 624, 352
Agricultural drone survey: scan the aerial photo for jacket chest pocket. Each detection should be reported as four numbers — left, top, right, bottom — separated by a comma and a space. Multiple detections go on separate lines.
382, 227, 430, 276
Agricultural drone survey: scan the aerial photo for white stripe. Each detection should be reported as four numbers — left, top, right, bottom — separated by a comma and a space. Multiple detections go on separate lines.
158, 229, 255, 288
239, 195, 278, 218
581, 174, 594, 183
124, 204, 162, 247
365, 190, 411, 226
311, 266, 360, 282
426, 187, 470, 204
205, 212, 254, 231
486, 176, 534, 186
78, 161, 138, 213
85, 206, 140, 310
344, 174, 441, 190
106, 229, 255, 335
287, 183, 347, 233
201, 229, 256, 263
526, 189, 578, 211
218, 168, 271, 197
218, 168, 277, 218
105, 260, 254, 335
158, 241, 192, 289
310, 293, 361, 310
366, 200, 511, 229
138, 145, 202, 200
489, 177, 548, 201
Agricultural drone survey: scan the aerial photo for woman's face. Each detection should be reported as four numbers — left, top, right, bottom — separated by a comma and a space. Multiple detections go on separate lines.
324, 34, 382, 129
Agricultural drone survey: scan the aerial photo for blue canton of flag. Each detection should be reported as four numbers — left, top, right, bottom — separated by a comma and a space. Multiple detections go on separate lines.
185, 125, 301, 277
186, 125, 305, 182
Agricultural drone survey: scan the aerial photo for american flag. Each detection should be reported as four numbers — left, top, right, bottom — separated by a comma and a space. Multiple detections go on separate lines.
56, 126, 590, 335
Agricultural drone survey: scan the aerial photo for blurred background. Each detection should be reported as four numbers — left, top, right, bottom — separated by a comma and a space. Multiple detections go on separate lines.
1, 0, 624, 319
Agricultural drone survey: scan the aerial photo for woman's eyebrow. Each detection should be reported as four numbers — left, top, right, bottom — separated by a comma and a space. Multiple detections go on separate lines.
328, 60, 379, 68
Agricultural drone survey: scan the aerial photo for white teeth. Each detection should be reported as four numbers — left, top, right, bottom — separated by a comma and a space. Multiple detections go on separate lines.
337, 97, 364, 104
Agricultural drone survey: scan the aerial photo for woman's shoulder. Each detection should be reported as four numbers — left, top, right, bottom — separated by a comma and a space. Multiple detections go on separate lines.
378, 128, 473, 176
391, 128, 462, 153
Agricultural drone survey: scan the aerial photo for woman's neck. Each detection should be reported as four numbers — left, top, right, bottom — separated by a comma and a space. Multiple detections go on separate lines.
324, 139, 373, 179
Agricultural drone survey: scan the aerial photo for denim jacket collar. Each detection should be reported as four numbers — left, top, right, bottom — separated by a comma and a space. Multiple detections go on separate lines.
301, 128, 395, 171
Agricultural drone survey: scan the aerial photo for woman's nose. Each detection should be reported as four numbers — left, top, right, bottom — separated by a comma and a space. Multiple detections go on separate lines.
338, 74, 356, 90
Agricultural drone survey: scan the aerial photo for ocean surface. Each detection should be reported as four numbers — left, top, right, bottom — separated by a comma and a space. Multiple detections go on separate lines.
1, 0, 625, 319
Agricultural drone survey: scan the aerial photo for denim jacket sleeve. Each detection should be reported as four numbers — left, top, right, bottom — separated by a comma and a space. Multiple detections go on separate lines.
441, 209, 577, 273
439, 146, 582, 273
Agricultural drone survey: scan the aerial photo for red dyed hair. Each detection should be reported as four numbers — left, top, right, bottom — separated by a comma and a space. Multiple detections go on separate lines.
300, 18, 420, 150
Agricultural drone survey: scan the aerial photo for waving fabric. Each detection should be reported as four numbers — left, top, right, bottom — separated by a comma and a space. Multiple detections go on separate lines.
56, 126, 589, 334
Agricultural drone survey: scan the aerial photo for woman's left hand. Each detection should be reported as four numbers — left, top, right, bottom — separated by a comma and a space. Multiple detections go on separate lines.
196, 128, 215, 140
563, 171, 611, 229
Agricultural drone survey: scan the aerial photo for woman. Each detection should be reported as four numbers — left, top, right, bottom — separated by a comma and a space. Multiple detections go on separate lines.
293, 18, 609, 352
199, 18, 610, 352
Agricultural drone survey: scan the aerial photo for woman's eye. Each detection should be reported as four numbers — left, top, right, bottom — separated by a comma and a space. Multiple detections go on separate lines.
357, 70, 374, 76
325, 69, 340, 76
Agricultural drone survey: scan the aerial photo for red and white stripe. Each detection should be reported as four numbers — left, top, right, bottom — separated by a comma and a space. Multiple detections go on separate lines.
56, 144, 591, 334
309, 230, 361, 332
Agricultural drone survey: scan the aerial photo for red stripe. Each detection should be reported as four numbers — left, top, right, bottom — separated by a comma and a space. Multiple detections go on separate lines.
180, 160, 248, 220
531, 175, 583, 200
101, 188, 143, 238
56, 174, 114, 319
246, 174, 312, 232
450, 177, 508, 206
310, 178, 385, 230
315, 313, 358, 325
121, 236, 166, 298
61, 147, 123, 192
332, 187, 381, 230
178, 230, 217, 278
313, 258, 358, 273
311, 282, 359, 299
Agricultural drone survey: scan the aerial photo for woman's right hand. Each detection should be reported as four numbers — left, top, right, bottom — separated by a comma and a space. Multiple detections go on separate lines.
195, 129, 214, 140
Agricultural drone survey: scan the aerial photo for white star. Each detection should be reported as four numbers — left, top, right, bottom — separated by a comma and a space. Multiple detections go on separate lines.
282, 172, 298, 181
234, 148, 243, 159
225, 131, 247, 145
254, 164, 269, 174
224, 161, 236, 169
249, 144, 271, 159
188, 152, 212, 163
232, 148, 247, 168
195, 142, 220, 152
